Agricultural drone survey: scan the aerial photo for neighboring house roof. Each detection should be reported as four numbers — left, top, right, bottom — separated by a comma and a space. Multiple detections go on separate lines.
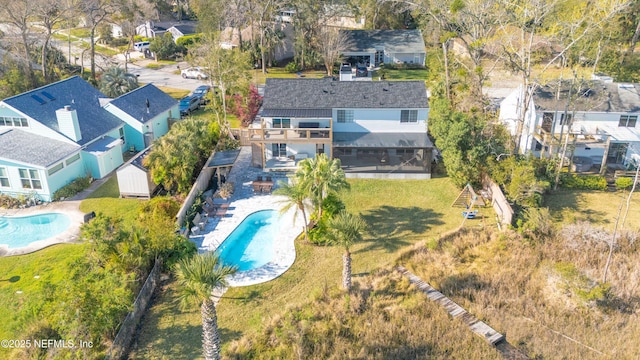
123, 146, 153, 172
341, 30, 426, 54
532, 81, 640, 113
1, 76, 123, 146
0, 129, 79, 167
107, 84, 178, 123
262, 78, 428, 115
169, 22, 198, 36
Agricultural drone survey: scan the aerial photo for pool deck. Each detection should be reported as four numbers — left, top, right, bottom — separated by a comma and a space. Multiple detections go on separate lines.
0, 201, 85, 256
190, 147, 301, 287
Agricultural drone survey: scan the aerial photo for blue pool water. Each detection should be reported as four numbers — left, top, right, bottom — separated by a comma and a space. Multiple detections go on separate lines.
0, 213, 71, 249
214, 210, 280, 271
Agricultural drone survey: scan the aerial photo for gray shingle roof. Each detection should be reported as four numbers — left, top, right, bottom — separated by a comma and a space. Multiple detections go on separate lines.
108, 84, 178, 123
262, 78, 428, 111
2, 76, 123, 146
0, 129, 80, 167
533, 80, 640, 113
341, 30, 426, 54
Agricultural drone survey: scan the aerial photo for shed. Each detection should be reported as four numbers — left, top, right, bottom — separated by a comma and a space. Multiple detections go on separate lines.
116, 146, 157, 198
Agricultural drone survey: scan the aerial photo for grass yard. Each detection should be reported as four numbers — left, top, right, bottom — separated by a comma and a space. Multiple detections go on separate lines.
0, 244, 87, 358
79, 176, 144, 229
251, 67, 327, 85
546, 189, 640, 228
373, 68, 429, 81
131, 177, 483, 358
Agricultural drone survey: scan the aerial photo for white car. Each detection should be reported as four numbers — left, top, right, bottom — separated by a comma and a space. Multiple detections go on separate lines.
181, 67, 209, 80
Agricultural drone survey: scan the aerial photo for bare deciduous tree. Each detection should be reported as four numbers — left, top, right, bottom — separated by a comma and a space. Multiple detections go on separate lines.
318, 27, 347, 76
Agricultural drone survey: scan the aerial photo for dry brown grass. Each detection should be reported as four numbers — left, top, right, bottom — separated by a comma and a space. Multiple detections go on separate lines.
400, 226, 640, 359
225, 269, 502, 359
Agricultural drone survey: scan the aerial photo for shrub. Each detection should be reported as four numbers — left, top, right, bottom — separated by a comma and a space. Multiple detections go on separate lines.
52, 176, 92, 201
615, 177, 634, 190
559, 173, 607, 190
284, 62, 300, 73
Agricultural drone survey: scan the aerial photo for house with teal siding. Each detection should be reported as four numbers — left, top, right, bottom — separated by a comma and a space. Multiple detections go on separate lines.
103, 84, 179, 152
0, 76, 177, 202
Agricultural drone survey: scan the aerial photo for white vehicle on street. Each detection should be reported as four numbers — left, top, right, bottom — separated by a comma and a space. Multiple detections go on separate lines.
181, 67, 209, 80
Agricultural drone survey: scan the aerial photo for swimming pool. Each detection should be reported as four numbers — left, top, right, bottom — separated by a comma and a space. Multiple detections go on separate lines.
0, 213, 71, 249
214, 209, 280, 271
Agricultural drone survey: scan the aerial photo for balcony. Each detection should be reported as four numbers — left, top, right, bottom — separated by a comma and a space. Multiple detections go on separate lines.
248, 127, 332, 143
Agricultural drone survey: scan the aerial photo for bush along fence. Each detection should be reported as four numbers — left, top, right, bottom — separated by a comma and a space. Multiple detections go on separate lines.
106, 259, 162, 360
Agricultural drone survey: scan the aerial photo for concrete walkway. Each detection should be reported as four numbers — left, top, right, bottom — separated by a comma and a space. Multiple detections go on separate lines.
190, 146, 301, 286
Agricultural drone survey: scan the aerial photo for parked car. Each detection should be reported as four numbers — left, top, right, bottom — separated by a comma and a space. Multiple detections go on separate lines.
192, 85, 212, 105
356, 65, 368, 77
133, 41, 150, 52
179, 95, 200, 116
181, 67, 209, 80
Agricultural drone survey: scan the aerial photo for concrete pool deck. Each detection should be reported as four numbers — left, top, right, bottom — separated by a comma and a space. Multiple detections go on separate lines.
190, 147, 302, 287
0, 201, 85, 256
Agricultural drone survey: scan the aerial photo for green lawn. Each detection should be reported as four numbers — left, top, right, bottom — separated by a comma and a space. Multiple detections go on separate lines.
373, 68, 429, 81
131, 177, 479, 358
251, 67, 328, 85
79, 176, 144, 229
0, 244, 87, 358
546, 189, 640, 228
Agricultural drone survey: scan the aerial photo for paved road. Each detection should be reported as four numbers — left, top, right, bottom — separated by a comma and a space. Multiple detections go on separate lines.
50, 36, 206, 92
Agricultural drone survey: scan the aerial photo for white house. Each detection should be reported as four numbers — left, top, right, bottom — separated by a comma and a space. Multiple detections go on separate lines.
499, 79, 640, 169
341, 29, 426, 68
251, 78, 432, 179
116, 147, 157, 198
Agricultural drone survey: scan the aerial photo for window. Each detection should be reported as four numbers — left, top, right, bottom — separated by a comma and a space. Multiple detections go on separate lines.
48, 162, 64, 176
119, 127, 125, 141
337, 110, 354, 123
619, 115, 637, 127
0, 116, 28, 127
0, 167, 9, 187
400, 110, 418, 123
271, 143, 287, 157
19, 169, 42, 189
65, 153, 81, 166
273, 118, 291, 128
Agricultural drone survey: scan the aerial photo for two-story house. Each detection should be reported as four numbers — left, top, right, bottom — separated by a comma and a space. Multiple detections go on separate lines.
0, 76, 177, 202
250, 77, 432, 179
499, 79, 640, 169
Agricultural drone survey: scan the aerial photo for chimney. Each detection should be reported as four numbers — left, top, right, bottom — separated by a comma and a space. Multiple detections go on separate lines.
55, 105, 82, 141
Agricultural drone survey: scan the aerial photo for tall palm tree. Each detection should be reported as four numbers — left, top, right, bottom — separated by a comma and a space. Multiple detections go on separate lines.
175, 253, 237, 360
99, 66, 139, 97
327, 211, 366, 290
274, 179, 311, 240
295, 154, 349, 219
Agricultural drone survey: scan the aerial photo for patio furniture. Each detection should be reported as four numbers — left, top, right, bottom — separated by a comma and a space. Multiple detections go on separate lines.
252, 178, 274, 193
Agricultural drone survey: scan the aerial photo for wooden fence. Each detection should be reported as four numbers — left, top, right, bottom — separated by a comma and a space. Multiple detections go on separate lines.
106, 259, 162, 360
482, 176, 514, 229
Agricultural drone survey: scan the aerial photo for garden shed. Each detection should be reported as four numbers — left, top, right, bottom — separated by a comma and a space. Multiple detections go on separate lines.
116, 147, 158, 198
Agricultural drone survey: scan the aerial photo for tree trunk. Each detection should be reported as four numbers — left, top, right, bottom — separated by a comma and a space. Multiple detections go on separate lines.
300, 204, 309, 240
201, 299, 221, 360
342, 250, 352, 290
90, 27, 97, 82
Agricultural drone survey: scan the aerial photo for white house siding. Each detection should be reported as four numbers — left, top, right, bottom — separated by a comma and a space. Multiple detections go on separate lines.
116, 164, 154, 198
385, 52, 425, 66
332, 108, 427, 133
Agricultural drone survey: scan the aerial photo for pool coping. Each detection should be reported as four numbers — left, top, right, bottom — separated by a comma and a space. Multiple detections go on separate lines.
191, 194, 301, 287
0, 201, 85, 256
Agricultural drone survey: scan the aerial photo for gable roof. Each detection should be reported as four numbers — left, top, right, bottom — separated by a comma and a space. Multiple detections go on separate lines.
107, 84, 178, 123
0, 129, 79, 167
533, 80, 640, 113
2, 76, 123, 146
341, 30, 426, 54
169, 22, 197, 36
262, 78, 428, 115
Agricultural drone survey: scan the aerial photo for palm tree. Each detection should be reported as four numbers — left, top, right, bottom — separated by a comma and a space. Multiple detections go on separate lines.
327, 211, 366, 290
174, 253, 237, 360
274, 179, 311, 240
99, 66, 139, 97
295, 154, 349, 219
